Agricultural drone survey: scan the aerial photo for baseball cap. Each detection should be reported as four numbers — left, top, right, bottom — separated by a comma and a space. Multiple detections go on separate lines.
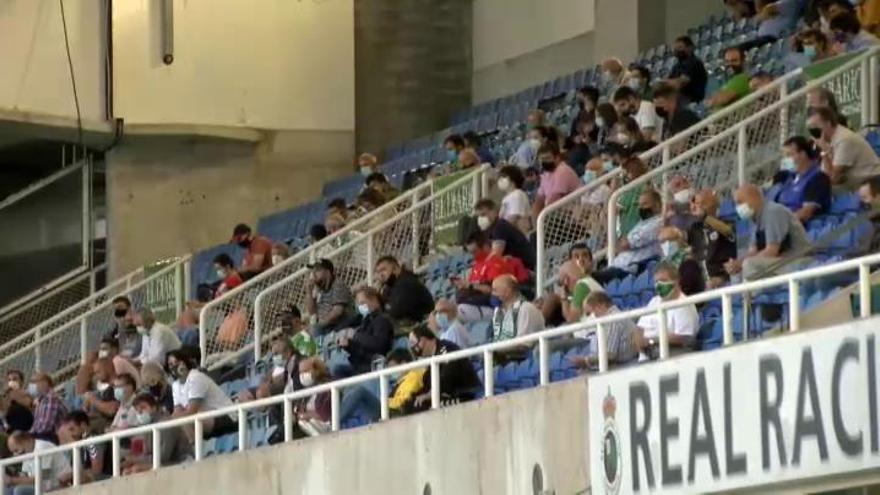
307, 259, 334, 273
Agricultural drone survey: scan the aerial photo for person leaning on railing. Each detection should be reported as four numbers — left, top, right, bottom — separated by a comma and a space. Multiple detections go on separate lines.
569, 291, 639, 371
5, 431, 69, 494
634, 263, 699, 360
687, 190, 737, 289
167, 351, 236, 443
121, 394, 192, 475
407, 325, 481, 411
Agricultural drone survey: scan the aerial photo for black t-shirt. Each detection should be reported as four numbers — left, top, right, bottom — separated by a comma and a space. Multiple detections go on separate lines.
488, 218, 536, 270
688, 219, 737, 280
663, 106, 702, 140
419, 340, 481, 406
347, 312, 394, 373
669, 55, 708, 103
4, 398, 32, 433
384, 270, 435, 323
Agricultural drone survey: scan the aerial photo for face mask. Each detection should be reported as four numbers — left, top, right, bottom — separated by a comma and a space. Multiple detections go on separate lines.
98, 349, 110, 359
96, 381, 110, 392
113, 387, 126, 402
673, 189, 693, 205
271, 255, 284, 266
736, 202, 754, 220
357, 303, 371, 317
781, 157, 797, 172
272, 355, 286, 368
135, 411, 152, 426
114, 308, 127, 318
435, 312, 450, 330
497, 177, 511, 192
638, 207, 653, 220
596, 117, 606, 128
216, 268, 226, 279
360, 166, 373, 177
655, 281, 676, 298
673, 50, 687, 60
603, 160, 615, 172
27, 383, 39, 398
627, 78, 642, 91
725, 65, 742, 77
540, 160, 557, 172
137, 326, 149, 336
489, 296, 502, 308
808, 127, 822, 139
528, 138, 541, 150
803, 45, 818, 60
477, 215, 492, 231
446, 149, 458, 162
299, 372, 315, 388
7, 380, 19, 391
175, 364, 188, 382
661, 240, 680, 259
582, 170, 597, 183
601, 70, 614, 83
615, 133, 632, 145
237, 239, 251, 249
655, 107, 668, 119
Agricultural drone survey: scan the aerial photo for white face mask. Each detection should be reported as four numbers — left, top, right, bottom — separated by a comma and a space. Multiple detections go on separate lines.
661, 240, 680, 258
136, 326, 149, 336
96, 381, 110, 392
360, 166, 373, 177
271, 255, 284, 266
299, 372, 314, 387
98, 349, 110, 359
673, 188, 694, 205
528, 138, 541, 150
596, 117, 606, 129
6, 380, 19, 391
497, 177, 512, 192
216, 268, 226, 279
477, 215, 492, 231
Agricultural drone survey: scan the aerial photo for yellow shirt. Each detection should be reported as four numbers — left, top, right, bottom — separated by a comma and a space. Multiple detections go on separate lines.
388, 369, 426, 410
860, 0, 880, 35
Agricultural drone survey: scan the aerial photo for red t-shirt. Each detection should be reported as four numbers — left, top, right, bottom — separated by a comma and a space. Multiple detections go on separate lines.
215, 273, 243, 299
469, 252, 513, 285
243, 236, 273, 273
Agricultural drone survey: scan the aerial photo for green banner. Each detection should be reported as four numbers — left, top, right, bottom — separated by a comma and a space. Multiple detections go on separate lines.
142, 257, 181, 324
803, 51, 863, 129
432, 169, 471, 249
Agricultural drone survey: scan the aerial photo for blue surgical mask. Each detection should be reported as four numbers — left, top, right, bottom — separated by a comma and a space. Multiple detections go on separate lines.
113, 387, 126, 402
489, 296, 502, 308
603, 160, 615, 172
272, 355, 286, 368
736, 203, 754, 220
781, 157, 797, 172
661, 240, 679, 259
135, 411, 152, 426
802, 44, 818, 60
435, 312, 450, 330
627, 78, 642, 91
26, 383, 39, 398
357, 303, 371, 317
446, 149, 458, 162
583, 170, 597, 183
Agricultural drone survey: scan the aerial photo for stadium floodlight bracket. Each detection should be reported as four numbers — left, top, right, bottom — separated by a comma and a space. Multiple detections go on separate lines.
161, 0, 174, 65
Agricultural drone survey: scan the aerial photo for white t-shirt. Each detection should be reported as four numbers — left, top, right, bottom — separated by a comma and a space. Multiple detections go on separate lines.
637, 294, 699, 340
492, 300, 545, 342
830, 125, 880, 189
500, 189, 530, 222
137, 322, 182, 365
581, 183, 612, 206
22, 440, 71, 491
181, 370, 233, 412
171, 380, 187, 408
635, 100, 661, 134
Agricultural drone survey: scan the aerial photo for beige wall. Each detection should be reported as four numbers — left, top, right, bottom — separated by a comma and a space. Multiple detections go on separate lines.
105, 130, 354, 277
0, 0, 106, 121
65, 378, 592, 495
112, 0, 354, 131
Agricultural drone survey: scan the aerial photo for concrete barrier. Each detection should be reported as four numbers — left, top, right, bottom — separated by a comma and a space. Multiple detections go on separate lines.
64, 378, 592, 495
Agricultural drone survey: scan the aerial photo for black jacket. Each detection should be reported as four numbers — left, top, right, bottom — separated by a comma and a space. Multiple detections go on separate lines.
383, 270, 434, 323
417, 340, 481, 409
346, 311, 394, 373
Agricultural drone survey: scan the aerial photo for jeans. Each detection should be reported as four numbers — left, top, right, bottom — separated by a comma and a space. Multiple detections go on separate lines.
339, 383, 381, 423
6, 486, 35, 495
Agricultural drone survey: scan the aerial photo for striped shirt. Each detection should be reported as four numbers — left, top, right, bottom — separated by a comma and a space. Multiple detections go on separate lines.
30, 392, 67, 436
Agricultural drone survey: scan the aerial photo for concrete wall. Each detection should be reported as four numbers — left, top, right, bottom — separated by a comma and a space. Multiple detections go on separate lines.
112, 0, 354, 132
354, 0, 472, 156
105, 130, 353, 277
66, 378, 592, 495
0, 0, 107, 121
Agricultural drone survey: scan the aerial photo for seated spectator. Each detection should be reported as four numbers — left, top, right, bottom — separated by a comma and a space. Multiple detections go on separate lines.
705, 46, 751, 110
305, 259, 356, 335
122, 394, 192, 474
809, 107, 880, 189
6, 431, 69, 493
623, 64, 653, 101
830, 11, 880, 51
95, 337, 141, 386
326, 197, 349, 220
595, 188, 663, 284
455, 232, 515, 322
293, 357, 332, 437
635, 263, 699, 360
475, 198, 536, 270
595, 103, 619, 146
580, 156, 614, 204
463, 131, 495, 165
28, 372, 66, 444
664, 175, 697, 232
324, 211, 347, 236
140, 361, 174, 415
109, 296, 133, 340
726, 0, 803, 50
859, 176, 880, 251
80, 358, 118, 432
230, 223, 273, 279
354, 187, 388, 224
213, 253, 243, 299
725, 184, 811, 280
666, 36, 708, 104
109, 373, 138, 431
532, 142, 582, 217
375, 256, 434, 326
616, 155, 650, 234
600, 57, 626, 94
365, 172, 400, 202
749, 70, 775, 91
512, 124, 553, 169
333, 287, 394, 377
309, 223, 328, 245
817, 0, 856, 33
134, 307, 181, 366
612, 86, 661, 141
774, 135, 832, 222
277, 305, 317, 357
566, 114, 599, 173
653, 82, 701, 140
408, 325, 481, 410
542, 244, 605, 324
239, 337, 299, 403
169, 351, 236, 440
688, 190, 737, 288
57, 410, 110, 483
271, 243, 291, 267
570, 291, 639, 370
109, 305, 143, 361
339, 348, 426, 424
2, 370, 33, 433
797, 28, 834, 64
491, 275, 545, 362
358, 152, 380, 177
658, 226, 705, 295
807, 87, 849, 126
429, 299, 471, 348
496, 165, 532, 234
856, 0, 880, 36
609, 116, 655, 152
444, 134, 466, 164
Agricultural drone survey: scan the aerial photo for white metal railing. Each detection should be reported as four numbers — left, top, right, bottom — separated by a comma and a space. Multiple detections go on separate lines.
534, 66, 807, 295
0, 257, 190, 383
604, 47, 879, 260
197, 169, 478, 368
6, 251, 879, 494
250, 165, 490, 364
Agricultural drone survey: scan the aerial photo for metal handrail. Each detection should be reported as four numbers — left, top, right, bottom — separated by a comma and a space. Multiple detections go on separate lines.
5, 251, 879, 493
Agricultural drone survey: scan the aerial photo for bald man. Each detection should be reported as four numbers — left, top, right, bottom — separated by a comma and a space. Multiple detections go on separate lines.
7, 431, 70, 493
490, 275, 544, 362
688, 190, 736, 287
429, 299, 472, 348
724, 185, 810, 280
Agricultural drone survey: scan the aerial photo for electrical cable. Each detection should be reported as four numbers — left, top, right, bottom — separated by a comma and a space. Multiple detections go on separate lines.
59, 0, 84, 149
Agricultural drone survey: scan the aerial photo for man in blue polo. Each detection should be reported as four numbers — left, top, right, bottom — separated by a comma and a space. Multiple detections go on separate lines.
774, 135, 831, 224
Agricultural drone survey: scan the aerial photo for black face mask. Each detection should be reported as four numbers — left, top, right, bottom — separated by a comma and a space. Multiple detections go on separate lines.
385, 273, 398, 286
808, 127, 822, 139
540, 160, 557, 172
655, 107, 668, 119
149, 383, 164, 396
673, 50, 688, 60
114, 308, 127, 318
638, 207, 654, 220
237, 239, 252, 249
